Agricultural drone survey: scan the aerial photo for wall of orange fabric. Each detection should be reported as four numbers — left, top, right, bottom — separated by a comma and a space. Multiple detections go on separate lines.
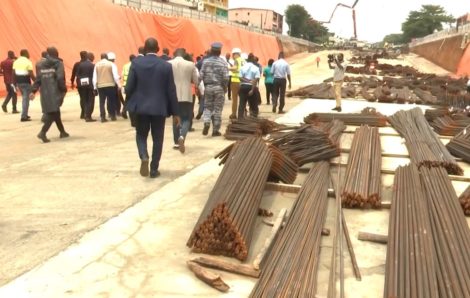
0, 0, 281, 95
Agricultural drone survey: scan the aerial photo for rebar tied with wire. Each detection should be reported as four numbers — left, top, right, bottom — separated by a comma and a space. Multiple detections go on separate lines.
388, 107, 463, 175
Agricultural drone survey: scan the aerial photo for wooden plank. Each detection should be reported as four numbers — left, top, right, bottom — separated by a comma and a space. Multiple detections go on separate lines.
253, 208, 287, 271
187, 261, 230, 292
190, 256, 260, 278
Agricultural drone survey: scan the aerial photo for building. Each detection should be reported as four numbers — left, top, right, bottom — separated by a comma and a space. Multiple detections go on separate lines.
198, 0, 229, 18
228, 8, 283, 34
456, 13, 470, 28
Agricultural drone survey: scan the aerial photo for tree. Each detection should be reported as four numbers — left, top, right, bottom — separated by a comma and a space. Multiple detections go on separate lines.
285, 4, 329, 43
285, 4, 310, 38
383, 33, 405, 45
401, 5, 454, 42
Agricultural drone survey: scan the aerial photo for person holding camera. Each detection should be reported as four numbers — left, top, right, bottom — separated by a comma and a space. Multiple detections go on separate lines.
328, 53, 346, 112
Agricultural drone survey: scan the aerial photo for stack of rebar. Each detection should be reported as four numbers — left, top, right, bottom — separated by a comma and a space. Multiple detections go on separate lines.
187, 137, 273, 261
304, 109, 388, 127
341, 125, 382, 208
215, 142, 298, 184
459, 185, 470, 216
424, 108, 449, 121
388, 107, 463, 175
419, 166, 470, 296
446, 124, 470, 163
224, 117, 284, 140
250, 162, 330, 297
429, 115, 470, 136
269, 121, 346, 166
384, 164, 439, 298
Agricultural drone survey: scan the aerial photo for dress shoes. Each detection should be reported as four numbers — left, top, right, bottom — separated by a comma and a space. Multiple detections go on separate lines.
140, 160, 149, 177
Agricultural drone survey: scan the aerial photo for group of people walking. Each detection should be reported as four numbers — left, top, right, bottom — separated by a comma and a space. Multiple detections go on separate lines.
0, 38, 294, 178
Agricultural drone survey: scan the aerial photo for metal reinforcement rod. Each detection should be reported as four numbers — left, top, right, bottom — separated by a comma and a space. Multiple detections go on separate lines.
446, 124, 470, 163
419, 166, 470, 297
384, 164, 438, 298
388, 107, 463, 175
187, 137, 273, 261
341, 125, 382, 208
458, 185, 470, 216
224, 117, 285, 140
429, 115, 470, 136
304, 108, 388, 127
268, 120, 346, 166
250, 162, 330, 297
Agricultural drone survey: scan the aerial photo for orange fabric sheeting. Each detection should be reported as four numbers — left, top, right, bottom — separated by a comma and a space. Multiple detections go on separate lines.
0, 0, 280, 95
457, 45, 470, 77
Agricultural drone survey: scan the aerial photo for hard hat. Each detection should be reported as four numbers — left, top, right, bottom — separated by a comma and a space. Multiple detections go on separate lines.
107, 52, 116, 60
232, 48, 241, 54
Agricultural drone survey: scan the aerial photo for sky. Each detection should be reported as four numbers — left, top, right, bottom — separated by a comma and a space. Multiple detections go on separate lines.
228, 0, 469, 42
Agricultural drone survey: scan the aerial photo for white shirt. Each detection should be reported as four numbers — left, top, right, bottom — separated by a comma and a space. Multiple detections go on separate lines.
467, 79, 470, 86
92, 59, 120, 89
240, 62, 261, 86
333, 62, 347, 82
271, 58, 291, 79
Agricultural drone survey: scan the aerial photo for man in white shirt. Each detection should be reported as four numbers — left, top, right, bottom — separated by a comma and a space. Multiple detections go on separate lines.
271, 52, 291, 114
238, 53, 261, 119
328, 53, 347, 112
93, 52, 120, 122
467, 78, 470, 93
169, 48, 199, 153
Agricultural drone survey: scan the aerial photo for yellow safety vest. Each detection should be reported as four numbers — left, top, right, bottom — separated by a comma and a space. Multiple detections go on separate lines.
231, 57, 244, 83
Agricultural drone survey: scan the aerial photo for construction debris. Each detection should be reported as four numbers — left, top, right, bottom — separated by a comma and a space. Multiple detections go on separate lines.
388, 107, 463, 175
190, 256, 260, 278
341, 125, 382, 208
250, 162, 330, 297
187, 137, 273, 261
187, 261, 230, 293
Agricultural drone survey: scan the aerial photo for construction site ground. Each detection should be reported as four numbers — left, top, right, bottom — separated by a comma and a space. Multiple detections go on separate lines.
0, 51, 469, 298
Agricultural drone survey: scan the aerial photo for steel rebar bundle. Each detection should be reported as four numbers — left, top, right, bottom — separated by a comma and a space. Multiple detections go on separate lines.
268, 120, 346, 166
224, 117, 285, 140
187, 137, 273, 261
429, 115, 470, 136
250, 162, 330, 297
304, 108, 388, 127
419, 167, 470, 297
446, 124, 470, 163
341, 125, 382, 208
388, 107, 463, 175
215, 142, 298, 184
458, 185, 470, 216
384, 164, 439, 298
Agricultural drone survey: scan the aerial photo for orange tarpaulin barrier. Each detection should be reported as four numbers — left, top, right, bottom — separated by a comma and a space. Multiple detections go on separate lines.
457, 44, 470, 77
0, 0, 281, 94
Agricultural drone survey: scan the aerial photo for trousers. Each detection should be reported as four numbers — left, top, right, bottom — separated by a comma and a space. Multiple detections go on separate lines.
98, 86, 118, 119
173, 102, 192, 144
78, 87, 95, 119
203, 85, 225, 132
41, 111, 66, 134
334, 80, 343, 107
2, 83, 17, 111
135, 114, 166, 171
265, 83, 273, 104
230, 81, 240, 117
272, 78, 287, 112
238, 84, 259, 119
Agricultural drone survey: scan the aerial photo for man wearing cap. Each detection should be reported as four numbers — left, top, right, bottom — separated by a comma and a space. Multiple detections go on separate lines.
228, 48, 244, 119
1, 51, 18, 113
93, 52, 120, 122
271, 52, 291, 114
200, 42, 229, 137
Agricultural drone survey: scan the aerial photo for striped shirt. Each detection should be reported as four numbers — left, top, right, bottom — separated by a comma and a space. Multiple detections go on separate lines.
200, 56, 229, 88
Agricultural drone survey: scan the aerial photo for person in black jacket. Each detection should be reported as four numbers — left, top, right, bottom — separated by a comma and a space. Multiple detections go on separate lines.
30, 47, 69, 143
70, 51, 87, 118
126, 37, 180, 178
76, 52, 96, 122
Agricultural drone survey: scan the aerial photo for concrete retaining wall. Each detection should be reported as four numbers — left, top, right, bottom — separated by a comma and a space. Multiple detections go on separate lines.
411, 35, 465, 73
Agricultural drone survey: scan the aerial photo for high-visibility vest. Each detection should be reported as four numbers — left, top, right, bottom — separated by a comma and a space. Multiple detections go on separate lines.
231, 57, 244, 83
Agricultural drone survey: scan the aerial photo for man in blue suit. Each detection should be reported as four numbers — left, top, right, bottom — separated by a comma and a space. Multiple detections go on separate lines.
126, 37, 180, 178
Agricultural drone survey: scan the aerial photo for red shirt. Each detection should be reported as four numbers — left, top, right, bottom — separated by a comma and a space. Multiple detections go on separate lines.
0, 58, 14, 84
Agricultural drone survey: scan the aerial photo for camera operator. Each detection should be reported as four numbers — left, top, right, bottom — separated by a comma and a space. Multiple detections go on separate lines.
328, 53, 346, 112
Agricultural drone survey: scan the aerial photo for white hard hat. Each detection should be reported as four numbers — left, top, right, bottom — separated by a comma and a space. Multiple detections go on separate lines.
107, 52, 116, 60
232, 48, 241, 54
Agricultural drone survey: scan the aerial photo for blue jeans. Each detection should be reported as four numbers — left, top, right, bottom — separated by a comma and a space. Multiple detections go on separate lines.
173, 102, 192, 144
18, 83, 31, 119
135, 114, 166, 171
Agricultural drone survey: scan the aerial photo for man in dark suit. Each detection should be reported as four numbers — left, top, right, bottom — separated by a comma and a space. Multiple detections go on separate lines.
126, 37, 180, 178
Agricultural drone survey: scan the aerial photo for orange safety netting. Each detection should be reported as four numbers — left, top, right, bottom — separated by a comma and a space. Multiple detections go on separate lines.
0, 0, 281, 95
457, 44, 470, 77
